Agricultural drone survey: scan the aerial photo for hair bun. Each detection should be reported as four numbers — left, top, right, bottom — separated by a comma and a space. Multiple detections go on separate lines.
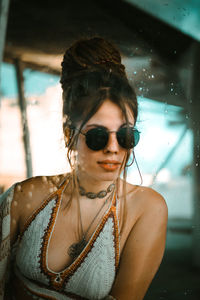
60, 37, 126, 89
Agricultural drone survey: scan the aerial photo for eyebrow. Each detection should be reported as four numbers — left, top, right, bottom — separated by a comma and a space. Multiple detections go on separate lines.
85, 124, 104, 129
121, 122, 134, 127
84, 122, 134, 129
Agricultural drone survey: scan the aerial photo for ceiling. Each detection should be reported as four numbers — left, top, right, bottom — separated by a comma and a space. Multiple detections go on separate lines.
125, 0, 200, 42
3, 0, 195, 106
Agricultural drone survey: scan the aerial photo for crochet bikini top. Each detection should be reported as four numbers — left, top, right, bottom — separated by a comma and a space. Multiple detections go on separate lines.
14, 177, 120, 300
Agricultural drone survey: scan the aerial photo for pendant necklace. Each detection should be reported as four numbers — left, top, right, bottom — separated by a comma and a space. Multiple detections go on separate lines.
68, 185, 115, 260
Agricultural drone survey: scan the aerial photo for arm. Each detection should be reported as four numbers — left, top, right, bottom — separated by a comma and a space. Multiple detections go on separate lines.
0, 175, 58, 299
0, 185, 16, 300
110, 190, 168, 300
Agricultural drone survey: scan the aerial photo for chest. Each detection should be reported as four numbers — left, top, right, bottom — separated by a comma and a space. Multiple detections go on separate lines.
15, 194, 120, 298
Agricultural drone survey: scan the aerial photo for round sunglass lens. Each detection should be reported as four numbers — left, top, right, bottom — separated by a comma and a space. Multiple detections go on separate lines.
117, 128, 140, 149
86, 128, 108, 151
117, 128, 132, 149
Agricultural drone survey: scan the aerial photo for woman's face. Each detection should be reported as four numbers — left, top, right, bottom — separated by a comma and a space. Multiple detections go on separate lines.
76, 99, 135, 183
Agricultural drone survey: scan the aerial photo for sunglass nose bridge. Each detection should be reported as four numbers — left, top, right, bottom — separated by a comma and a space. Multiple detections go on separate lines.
103, 131, 120, 153
107, 130, 117, 134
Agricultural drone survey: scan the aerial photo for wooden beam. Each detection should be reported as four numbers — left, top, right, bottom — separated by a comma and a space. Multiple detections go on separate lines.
14, 59, 33, 178
189, 42, 200, 267
5, 55, 60, 76
0, 0, 10, 87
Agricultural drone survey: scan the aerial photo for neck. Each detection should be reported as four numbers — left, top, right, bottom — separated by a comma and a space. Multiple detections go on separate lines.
76, 171, 116, 195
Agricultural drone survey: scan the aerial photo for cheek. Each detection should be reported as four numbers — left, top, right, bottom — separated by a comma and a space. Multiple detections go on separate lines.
77, 151, 99, 174
76, 137, 94, 166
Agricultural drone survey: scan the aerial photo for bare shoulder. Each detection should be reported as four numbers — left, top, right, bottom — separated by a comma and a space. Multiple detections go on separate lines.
13, 173, 67, 206
119, 180, 168, 229
11, 173, 69, 239
130, 184, 168, 232
138, 185, 167, 208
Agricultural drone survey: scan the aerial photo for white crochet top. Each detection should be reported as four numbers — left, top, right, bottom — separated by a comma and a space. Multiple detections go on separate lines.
13, 179, 120, 300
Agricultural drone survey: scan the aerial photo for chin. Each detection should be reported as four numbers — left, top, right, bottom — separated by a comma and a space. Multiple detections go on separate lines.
97, 170, 120, 182
79, 165, 121, 182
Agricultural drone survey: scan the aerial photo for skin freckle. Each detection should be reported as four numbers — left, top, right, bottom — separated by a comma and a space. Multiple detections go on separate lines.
42, 176, 47, 183
53, 176, 59, 183
16, 185, 21, 192
49, 181, 54, 187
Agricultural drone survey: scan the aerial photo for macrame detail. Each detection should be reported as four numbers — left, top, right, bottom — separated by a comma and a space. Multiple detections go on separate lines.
14, 178, 120, 299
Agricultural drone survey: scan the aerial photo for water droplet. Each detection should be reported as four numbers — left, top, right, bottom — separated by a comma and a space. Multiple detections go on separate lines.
13, 201, 18, 206
151, 75, 154, 78
16, 185, 21, 192
28, 191, 32, 198
139, 87, 143, 91
49, 187, 54, 193
142, 68, 146, 72
133, 71, 137, 75
30, 184, 34, 189
196, 163, 199, 167
170, 88, 174, 92
12, 219, 16, 224
26, 203, 31, 209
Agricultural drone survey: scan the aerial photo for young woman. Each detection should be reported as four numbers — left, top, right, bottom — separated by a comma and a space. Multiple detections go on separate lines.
0, 37, 168, 300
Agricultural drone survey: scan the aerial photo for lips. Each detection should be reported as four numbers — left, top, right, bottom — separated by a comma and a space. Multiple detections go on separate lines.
98, 160, 121, 171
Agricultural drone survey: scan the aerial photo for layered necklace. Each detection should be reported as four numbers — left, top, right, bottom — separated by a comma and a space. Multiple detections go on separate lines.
67, 181, 115, 260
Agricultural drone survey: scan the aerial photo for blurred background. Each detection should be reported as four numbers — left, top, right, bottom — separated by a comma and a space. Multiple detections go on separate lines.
0, 0, 200, 299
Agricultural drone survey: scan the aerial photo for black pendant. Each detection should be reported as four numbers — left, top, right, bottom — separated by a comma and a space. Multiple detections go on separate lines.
68, 238, 87, 260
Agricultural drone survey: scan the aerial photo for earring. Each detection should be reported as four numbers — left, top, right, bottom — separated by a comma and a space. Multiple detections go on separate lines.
125, 151, 135, 168
126, 151, 143, 186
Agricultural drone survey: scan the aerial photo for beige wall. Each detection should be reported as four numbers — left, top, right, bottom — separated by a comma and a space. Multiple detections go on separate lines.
0, 84, 70, 191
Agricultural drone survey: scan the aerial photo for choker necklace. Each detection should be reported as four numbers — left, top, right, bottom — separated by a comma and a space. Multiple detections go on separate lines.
78, 181, 115, 199
68, 189, 115, 260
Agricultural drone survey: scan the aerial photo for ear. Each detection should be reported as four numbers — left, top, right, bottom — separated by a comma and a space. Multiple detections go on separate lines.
64, 127, 76, 148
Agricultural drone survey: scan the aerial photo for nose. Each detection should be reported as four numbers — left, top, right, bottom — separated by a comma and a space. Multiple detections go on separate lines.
104, 132, 119, 153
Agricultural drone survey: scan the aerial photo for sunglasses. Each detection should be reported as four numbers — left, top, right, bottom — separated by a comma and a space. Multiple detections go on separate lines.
79, 126, 140, 151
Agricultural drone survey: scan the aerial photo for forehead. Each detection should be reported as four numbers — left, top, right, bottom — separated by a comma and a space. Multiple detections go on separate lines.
86, 99, 134, 126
